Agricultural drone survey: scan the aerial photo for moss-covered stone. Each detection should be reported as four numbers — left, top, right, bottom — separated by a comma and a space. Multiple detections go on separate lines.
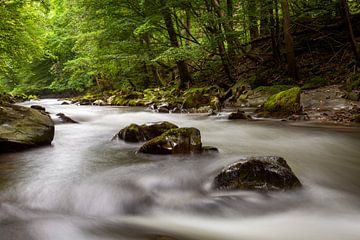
118, 124, 144, 142
263, 87, 302, 117
117, 121, 178, 143
182, 86, 220, 109
0, 105, 54, 152
138, 127, 202, 154
213, 156, 302, 191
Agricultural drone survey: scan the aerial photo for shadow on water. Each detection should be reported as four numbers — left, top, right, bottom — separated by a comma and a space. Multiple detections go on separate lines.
0, 99, 360, 240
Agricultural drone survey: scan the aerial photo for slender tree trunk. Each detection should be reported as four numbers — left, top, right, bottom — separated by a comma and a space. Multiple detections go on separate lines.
185, 8, 191, 45
143, 33, 162, 86
210, 0, 234, 82
280, 0, 298, 80
248, 0, 258, 47
340, 0, 360, 65
269, 1, 280, 62
161, 1, 192, 88
260, 1, 270, 36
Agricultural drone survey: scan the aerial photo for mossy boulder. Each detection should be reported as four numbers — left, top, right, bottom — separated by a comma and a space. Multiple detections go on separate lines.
117, 121, 178, 143
213, 156, 302, 191
138, 127, 202, 154
262, 87, 302, 117
182, 86, 220, 109
0, 105, 54, 152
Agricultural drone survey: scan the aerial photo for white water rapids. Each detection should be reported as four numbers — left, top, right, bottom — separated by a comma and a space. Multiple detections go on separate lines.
0, 99, 359, 240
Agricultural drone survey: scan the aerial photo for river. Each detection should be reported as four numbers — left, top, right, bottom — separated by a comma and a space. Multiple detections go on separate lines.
1, 99, 360, 240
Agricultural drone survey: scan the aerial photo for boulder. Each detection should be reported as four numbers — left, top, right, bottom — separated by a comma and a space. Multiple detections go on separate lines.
262, 87, 302, 117
117, 121, 178, 143
0, 105, 54, 152
56, 113, 79, 124
213, 156, 301, 191
61, 101, 70, 105
228, 110, 251, 120
138, 127, 202, 154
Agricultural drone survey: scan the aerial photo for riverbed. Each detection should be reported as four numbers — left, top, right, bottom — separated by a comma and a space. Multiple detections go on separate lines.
0, 99, 360, 240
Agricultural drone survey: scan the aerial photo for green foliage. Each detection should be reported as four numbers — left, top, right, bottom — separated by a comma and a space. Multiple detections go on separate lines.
0, 0, 356, 94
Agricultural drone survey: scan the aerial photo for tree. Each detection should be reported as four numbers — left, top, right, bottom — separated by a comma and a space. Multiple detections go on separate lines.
340, 0, 360, 66
280, 0, 298, 80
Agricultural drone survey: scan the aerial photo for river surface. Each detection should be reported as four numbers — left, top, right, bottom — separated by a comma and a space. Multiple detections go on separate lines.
1, 99, 360, 240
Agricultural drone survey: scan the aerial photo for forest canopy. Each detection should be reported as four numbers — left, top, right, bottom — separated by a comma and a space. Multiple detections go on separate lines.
1, 0, 360, 95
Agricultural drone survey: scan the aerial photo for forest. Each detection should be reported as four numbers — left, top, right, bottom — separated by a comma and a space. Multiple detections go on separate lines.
1, 1, 360, 240
0, 0, 359, 98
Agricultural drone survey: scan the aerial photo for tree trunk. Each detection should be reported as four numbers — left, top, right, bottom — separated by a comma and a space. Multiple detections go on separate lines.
160, 1, 192, 88
280, 0, 298, 80
248, 0, 258, 47
340, 0, 360, 65
269, 1, 280, 62
143, 33, 162, 86
210, 0, 234, 82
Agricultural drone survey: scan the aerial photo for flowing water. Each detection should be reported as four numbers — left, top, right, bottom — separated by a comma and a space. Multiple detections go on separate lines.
1, 99, 360, 240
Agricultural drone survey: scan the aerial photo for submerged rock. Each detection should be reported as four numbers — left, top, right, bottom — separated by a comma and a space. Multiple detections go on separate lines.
138, 127, 202, 154
202, 146, 219, 153
117, 121, 178, 143
213, 156, 301, 191
0, 105, 54, 152
56, 113, 79, 124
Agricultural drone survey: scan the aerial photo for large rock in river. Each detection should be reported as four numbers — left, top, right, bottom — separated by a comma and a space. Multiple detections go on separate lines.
0, 105, 55, 152
117, 121, 178, 143
138, 127, 202, 154
261, 87, 302, 117
213, 156, 301, 191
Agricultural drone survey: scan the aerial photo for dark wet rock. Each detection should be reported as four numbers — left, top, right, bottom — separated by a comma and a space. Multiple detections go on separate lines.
228, 109, 251, 120
118, 123, 144, 142
56, 113, 79, 124
117, 121, 178, 143
61, 101, 70, 105
0, 105, 54, 152
138, 127, 202, 154
157, 103, 170, 113
30, 105, 46, 112
213, 156, 302, 191
202, 146, 219, 153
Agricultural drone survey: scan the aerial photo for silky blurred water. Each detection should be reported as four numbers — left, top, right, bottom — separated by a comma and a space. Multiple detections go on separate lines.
0, 99, 359, 240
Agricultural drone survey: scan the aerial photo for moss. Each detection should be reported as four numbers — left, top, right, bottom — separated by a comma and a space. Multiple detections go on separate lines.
255, 85, 294, 94
301, 76, 327, 90
263, 87, 302, 115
